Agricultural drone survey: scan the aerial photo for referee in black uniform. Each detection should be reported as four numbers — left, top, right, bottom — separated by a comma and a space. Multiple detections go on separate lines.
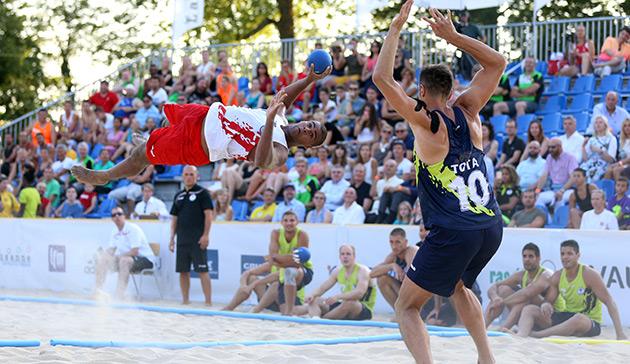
169, 165, 214, 305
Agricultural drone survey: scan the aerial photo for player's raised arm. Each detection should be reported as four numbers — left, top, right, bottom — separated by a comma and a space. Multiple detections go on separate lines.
255, 90, 288, 169
422, 8, 507, 115
373, 0, 431, 130
282, 65, 331, 108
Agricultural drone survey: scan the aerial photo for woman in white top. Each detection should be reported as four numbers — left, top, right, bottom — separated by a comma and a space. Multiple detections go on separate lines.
580, 115, 618, 182
353, 103, 381, 145
356, 143, 378, 184
606, 118, 630, 180
213, 189, 233, 222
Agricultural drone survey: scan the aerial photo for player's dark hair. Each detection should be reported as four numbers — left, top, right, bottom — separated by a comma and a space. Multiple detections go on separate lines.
522, 243, 540, 257
389, 227, 406, 238
420, 64, 453, 99
282, 210, 298, 219
560, 240, 580, 253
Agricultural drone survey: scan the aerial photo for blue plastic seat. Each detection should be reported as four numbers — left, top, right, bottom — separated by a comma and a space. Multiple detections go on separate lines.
543, 76, 570, 96
231, 200, 249, 221
536, 61, 548, 77
84, 198, 117, 219
563, 94, 593, 113
595, 179, 615, 199
90, 143, 104, 160
516, 114, 536, 134
546, 205, 569, 228
536, 95, 566, 115
154, 165, 184, 181
593, 74, 622, 95
541, 113, 562, 134
490, 115, 509, 135
566, 74, 595, 96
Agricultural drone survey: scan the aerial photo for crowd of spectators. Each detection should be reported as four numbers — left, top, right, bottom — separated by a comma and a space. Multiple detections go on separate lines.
0, 21, 629, 231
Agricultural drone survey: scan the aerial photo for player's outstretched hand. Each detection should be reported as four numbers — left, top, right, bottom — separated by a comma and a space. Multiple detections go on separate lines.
390, 0, 413, 33
306, 64, 332, 82
266, 89, 288, 120
422, 8, 458, 43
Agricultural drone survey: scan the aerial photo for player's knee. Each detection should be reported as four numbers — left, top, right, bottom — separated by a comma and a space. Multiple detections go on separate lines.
284, 267, 298, 286
497, 285, 514, 297
521, 304, 539, 316
376, 275, 392, 289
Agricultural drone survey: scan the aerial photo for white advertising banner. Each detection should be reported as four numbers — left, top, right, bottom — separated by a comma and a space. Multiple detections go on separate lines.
0, 219, 628, 325
172, 0, 204, 41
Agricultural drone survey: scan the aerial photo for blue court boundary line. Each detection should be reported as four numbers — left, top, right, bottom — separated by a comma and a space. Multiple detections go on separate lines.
0, 340, 40, 348
0, 295, 507, 336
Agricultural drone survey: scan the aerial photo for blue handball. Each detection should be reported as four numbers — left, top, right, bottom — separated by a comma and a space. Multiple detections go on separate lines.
307, 49, 332, 74
293, 247, 311, 264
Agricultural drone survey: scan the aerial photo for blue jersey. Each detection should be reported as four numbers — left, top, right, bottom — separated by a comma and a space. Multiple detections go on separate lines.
414, 107, 500, 230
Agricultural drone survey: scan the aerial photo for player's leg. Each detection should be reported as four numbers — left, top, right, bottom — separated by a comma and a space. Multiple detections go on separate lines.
395, 278, 434, 364
451, 281, 494, 364
307, 298, 329, 317
282, 267, 304, 316
531, 313, 593, 338
516, 304, 550, 337
500, 302, 526, 330
179, 272, 191, 304
251, 282, 279, 313
115, 256, 134, 298
484, 285, 515, 327
377, 275, 401, 310
72, 142, 150, 185
95, 250, 115, 290
324, 300, 363, 320
198, 272, 212, 305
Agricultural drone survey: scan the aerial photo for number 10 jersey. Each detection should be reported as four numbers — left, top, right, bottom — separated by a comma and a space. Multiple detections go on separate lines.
414, 107, 501, 230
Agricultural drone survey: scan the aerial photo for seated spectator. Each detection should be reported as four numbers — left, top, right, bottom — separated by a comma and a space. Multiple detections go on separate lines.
29, 108, 56, 147
558, 25, 595, 77
593, 26, 630, 77
292, 157, 319, 208
496, 119, 526, 168
606, 118, 630, 180
305, 191, 333, 223
393, 201, 413, 225
332, 187, 365, 225
114, 69, 139, 94
54, 187, 83, 218
158, 56, 174, 91
250, 188, 277, 222
558, 115, 585, 163
272, 184, 306, 222
35, 181, 50, 217
516, 240, 627, 339
0, 174, 20, 217
495, 165, 522, 220
580, 115, 618, 182
372, 124, 393, 165
484, 243, 552, 331
298, 245, 375, 321
579, 190, 618, 230
7, 148, 30, 188
332, 144, 354, 181
567, 168, 598, 229
1, 134, 17, 176
245, 78, 265, 109
42, 166, 61, 210
361, 41, 381, 87
394, 121, 414, 157
146, 75, 168, 106
108, 165, 155, 215
320, 111, 345, 147
320, 165, 351, 212
217, 73, 238, 106
508, 190, 546, 228
481, 72, 511, 120
381, 97, 404, 128
255, 62, 273, 95
244, 166, 288, 202
482, 122, 499, 164
353, 103, 381, 145
520, 120, 549, 161
285, 102, 303, 122
589, 91, 629, 135
316, 88, 337, 122
308, 147, 331, 184
103, 117, 125, 158
390, 139, 413, 181
212, 189, 233, 222
373, 159, 405, 224
355, 144, 378, 184
399, 67, 418, 97
79, 183, 98, 215
216, 158, 244, 203
338, 81, 366, 133
364, 86, 381, 116
535, 138, 578, 208
89, 80, 119, 114
370, 228, 418, 310
344, 38, 365, 81
187, 79, 212, 104
607, 177, 630, 230
494, 58, 543, 117
132, 183, 169, 220
516, 141, 546, 191
196, 50, 215, 80
276, 59, 296, 92
350, 164, 373, 214
93, 149, 115, 194
17, 166, 40, 218
95, 206, 154, 299
135, 96, 162, 129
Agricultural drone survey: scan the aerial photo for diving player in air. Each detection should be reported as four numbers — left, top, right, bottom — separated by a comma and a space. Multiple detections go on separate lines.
373, 1, 506, 363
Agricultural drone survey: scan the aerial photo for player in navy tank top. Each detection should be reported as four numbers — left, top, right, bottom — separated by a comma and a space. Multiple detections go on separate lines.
374, 2, 506, 363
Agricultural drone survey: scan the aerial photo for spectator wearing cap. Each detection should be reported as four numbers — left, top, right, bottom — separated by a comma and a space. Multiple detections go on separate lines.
89, 80, 119, 113
250, 188, 277, 222
135, 95, 162, 129
332, 187, 365, 225
132, 183, 169, 220
29, 108, 56, 147
390, 139, 413, 181
0, 174, 20, 218
272, 183, 306, 222
54, 187, 83, 218
320, 165, 351, 212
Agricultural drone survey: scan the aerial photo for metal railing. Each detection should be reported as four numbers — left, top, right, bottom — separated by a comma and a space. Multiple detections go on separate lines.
3, 15, 630, 146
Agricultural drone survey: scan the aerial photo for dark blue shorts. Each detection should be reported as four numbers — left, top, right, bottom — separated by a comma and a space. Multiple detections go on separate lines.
406, 219, 503, 297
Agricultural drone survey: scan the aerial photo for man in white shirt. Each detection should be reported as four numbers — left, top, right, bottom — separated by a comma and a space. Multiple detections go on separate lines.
558, 115, 584, 162
589, 91, 630, 134
580, 190, 619, 230
320, 165, 351, 211
332, 188, 365, 225
146, 76, 168, 106
516, 141, 546, 190
373, 159, 404, 223
272, 184, 306, 222
132, 183, 169, 219
391, 140, 413, 181
95, 207, 154, 298
51, 144, 78, 185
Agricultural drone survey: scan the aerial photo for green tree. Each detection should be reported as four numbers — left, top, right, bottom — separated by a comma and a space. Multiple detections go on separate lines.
0, 1, 47, 122
508, 0, 627, 23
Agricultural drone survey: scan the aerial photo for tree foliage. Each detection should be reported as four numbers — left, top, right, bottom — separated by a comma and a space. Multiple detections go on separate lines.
0, 1, 47, 121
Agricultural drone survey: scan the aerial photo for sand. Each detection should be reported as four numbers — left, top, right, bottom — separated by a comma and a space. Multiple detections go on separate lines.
1, 290, 629, 363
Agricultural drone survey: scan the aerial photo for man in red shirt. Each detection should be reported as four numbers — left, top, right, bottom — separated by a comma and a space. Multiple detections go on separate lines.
89, 80, 119, 113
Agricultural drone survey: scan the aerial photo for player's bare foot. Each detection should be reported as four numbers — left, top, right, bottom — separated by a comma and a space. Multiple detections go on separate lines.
498, 327, 518, 335
71, 165, 110, 186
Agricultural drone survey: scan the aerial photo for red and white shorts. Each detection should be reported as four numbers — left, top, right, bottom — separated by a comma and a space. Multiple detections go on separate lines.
145, 104, 211, 166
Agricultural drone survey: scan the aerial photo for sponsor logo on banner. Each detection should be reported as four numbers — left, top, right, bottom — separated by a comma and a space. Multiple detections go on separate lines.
84, 252, 98, 275
241, 255, 265, 273
599, 265, 630, 289
192, 249, 219, 279
0, 245, 32, 267
48, 245, 66, 272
